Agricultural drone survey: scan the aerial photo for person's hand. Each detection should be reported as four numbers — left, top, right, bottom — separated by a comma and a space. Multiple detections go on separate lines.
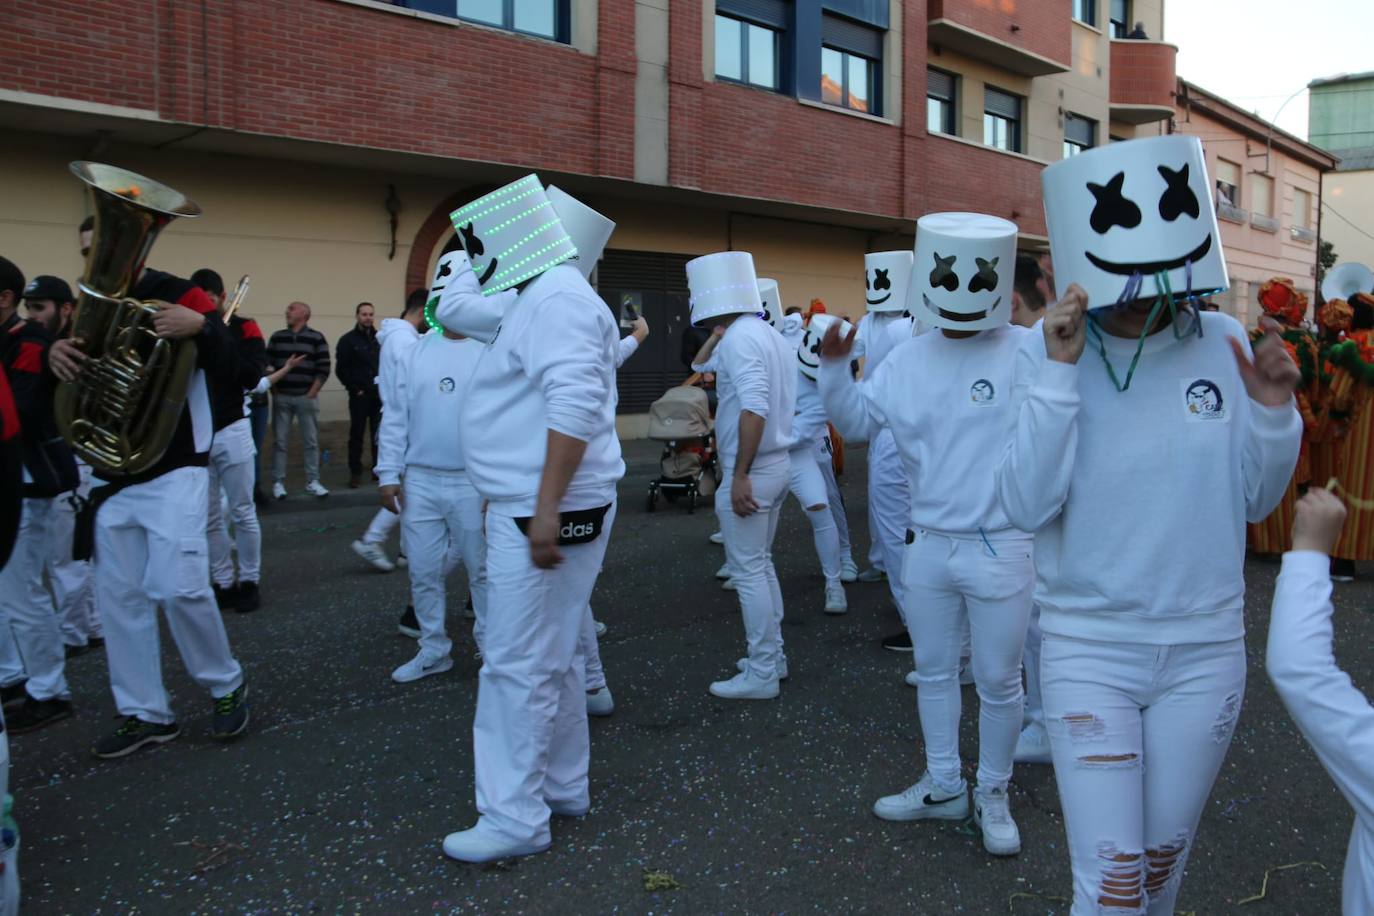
1292, 487, 1347, 555
631, 316, 649, 343
820, 322, 857, 360
152, 303, 206, 339
731, 473, 759, 517
306, 389, 319, 401
702, 372, 716, 385
48, 338, 87, 382
528, 510, 563, 569
1043, 283, 1089, 365
379, 484, 403, 515
711, 325, 726, 339
285, 353, 306, 370
1231, 317, 1301, 407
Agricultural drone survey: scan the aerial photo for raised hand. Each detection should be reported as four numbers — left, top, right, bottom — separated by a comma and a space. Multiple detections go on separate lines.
1230, 317, 1300, 407
1043, 283, 1089, 365
820, 323, 857, 361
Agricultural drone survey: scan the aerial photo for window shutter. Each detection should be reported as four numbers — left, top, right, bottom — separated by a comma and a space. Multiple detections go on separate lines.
1065, 114, 1094, 146
927, 68, 955, 101
822, 13, 882, 58
984, 87, 1021, 120
717, 0, 789, 29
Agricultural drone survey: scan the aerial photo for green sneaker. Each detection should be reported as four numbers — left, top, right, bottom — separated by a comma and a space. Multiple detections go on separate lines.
211, 683, 250, 740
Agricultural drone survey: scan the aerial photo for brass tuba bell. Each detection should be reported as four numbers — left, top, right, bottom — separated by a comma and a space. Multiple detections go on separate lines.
55, 162, 203, 476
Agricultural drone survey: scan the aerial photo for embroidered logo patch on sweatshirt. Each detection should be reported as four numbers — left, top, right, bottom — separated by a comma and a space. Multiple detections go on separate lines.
1182, 378, 1228, 422
970, 378, 996, 406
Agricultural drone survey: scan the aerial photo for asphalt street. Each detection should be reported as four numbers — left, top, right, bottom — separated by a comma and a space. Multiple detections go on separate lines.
9, 441, 1362, 914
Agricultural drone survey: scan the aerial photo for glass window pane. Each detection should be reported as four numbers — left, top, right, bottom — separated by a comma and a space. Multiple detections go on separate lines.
927, 98, 946, 134
513, 0, 555, 37
821, 47, 844, 106
847, 55, 870, 112
747, 23, 776, 88
457, 0, 502, 26
715, 16, 742, 81
984, 113, 996, 147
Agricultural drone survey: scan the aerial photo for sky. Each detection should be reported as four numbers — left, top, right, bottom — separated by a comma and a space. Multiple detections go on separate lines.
1165, 0, 1374, 140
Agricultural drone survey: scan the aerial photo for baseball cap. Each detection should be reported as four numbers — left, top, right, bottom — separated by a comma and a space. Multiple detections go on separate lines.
22, 275, 74, 303
0, 256, 23, 303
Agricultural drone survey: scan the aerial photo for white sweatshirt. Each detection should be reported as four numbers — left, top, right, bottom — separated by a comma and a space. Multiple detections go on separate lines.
1268, 550, 1374, 916
616, 335, 639, 369
376, 317, 422, 409
713, 314, 796, 469
461, 264, 624, 515
375, 333, 482, 487
822, 325, 1030, 537
995, 311, 1301, 644
853, 312, 910, 375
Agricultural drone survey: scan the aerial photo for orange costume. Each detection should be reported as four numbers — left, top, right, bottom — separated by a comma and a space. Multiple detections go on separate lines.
1323, 294, 1374, 560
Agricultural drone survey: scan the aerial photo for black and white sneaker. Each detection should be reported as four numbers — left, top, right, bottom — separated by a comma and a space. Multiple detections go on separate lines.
92, 716, 180, 759
881, 631, 913, 652
0, 681, 29, 711
211, 683, 250, 740
212, 583, 240, 611
397, 605, 421, 638
7, 697, 74, 735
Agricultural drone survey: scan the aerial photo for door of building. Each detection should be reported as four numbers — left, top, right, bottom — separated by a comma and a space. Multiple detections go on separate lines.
594, 249, 696, 414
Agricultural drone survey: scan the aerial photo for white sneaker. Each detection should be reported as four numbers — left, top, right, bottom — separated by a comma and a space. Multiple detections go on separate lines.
305, 480, 330, 498
823, 581, 848, 615
586, 686, 614, 717
593, 619, 607, 637
709, 670, 779, 700
973, 785, 1022, 856
442, 825, 550, 863
271, 481, 287, 500
391, 652, 454, 684
872, 773, 968, 822
351, 539, 395, 573
1013, 722, 1052, 765
715, 562, 732, 580
904, 669, 918, 687
840, 557, 859, 583
737, 656, 789, 680
857, 566, 886, 583
721, 578, 737, 591
395, 552, 408, 568
709, 530, 724, 545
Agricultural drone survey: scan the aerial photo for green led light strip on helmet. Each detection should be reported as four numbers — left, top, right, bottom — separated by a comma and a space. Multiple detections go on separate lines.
424, 294, 444, 333
449, 193, 549, 235
481, 221, 576, 294
449, 174, 542, 223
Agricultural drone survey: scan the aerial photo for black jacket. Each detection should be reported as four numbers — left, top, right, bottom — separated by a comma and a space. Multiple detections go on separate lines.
209, 315, 268, 432
336, 324, 380, 396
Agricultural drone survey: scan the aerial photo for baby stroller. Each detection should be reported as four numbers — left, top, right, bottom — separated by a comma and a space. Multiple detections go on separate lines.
645, 385, 718, 513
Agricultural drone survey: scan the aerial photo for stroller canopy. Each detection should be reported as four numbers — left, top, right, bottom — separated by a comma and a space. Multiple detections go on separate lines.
647, 386, 712, 439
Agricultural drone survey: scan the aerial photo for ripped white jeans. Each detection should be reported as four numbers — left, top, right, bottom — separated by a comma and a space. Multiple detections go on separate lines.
1041, 634, 1246, 915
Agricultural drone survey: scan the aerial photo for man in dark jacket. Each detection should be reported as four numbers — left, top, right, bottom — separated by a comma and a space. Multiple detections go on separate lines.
336, 302, 381, 488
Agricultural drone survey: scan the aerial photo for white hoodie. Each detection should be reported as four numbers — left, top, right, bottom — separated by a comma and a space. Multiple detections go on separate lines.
376, 317, 422, 409
713, 314, 796, 469
995, 310, 1301, 644
1267, 551, 1374, 916
461, 264, 625, 515
375, 332, 483, 487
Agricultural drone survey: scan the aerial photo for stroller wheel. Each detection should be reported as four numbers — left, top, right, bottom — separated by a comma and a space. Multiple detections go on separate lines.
688, 490, 697, 513
646, 489, 657, 512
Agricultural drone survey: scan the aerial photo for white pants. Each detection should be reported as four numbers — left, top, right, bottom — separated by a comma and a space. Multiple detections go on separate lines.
0, 499, 68, 701
473, 501, 615, 847
903, 530, 1033, 792
788, 446, 841, 586
1042, 634, 1246, 916
817, 434, 852, 561
1023, 603, 1044, 729
362, 505, 400, 546
400, 468, 487, 660
717, 459, 789, 679
48, 466, 100, 647
868, 430, 910, 615
207, 419, 261, 587
95, 466, 244, 724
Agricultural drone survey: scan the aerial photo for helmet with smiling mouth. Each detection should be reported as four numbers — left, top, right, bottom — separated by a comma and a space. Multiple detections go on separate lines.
911, 212, 1018, 332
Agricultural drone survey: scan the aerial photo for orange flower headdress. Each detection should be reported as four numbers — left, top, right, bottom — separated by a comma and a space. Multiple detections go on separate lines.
1319, 298, 1354, 334
1257, 277, 1308, 326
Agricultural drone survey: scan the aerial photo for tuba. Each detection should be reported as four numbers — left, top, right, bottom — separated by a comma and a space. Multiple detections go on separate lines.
55, 162, 203, 476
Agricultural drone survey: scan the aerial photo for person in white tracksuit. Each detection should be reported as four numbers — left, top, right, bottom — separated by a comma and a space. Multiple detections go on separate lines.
375, 322, 488, 683
438, 175, 623, 864
1267, 489, 1374, 915
822, 213, 1035, 858
688, 252, 796, 700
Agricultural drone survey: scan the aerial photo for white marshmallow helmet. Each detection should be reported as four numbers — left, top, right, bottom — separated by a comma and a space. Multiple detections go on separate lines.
546, 185, 615, 280
757, 278, 782, 329
797, 313, 854, 381
448, 173, 577, 294
865, 251, 914, 313
687, 252, 764, 327
1041, 134, 1228, 308
911, 212, 1018, 332
430, 248, 510, 343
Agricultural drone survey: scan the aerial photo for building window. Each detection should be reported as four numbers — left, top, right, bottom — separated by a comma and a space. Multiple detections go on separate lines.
1293, 188, 1313, 229
1251, 173, 1274, 218
403, 0, 569, 41
1073, 0, 1097, 27
715, 13, 781, 90
819, 14, 882, 115
1215, 158, 1241, 207
927, 68, 957, 135
1063, 113, 1096, 158
1109, 0, 1130, 37
983, 87, 1022, 153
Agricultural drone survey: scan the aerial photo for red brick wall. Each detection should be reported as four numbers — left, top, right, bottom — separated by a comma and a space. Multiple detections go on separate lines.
1110, 40, 1177, 109
929, 0, 1071, 69
923, 135, 1048, 237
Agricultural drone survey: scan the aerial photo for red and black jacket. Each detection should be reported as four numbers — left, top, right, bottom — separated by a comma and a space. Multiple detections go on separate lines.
209, 315, 267, 432
0, 361, 21, 569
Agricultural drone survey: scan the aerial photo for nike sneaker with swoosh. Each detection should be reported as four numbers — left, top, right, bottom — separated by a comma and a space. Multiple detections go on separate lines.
872, 772, 969, 822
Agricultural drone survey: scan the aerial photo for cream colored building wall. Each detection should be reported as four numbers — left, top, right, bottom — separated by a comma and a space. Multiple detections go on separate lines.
1030, 22, 1113, 161
0, 133, 462, 424
1324, 168, 1374, 274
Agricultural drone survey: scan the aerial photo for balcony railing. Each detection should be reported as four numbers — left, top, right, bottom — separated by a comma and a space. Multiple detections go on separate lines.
928, 0, 1070, 77
1291, 226, 1317, 243
1109, 39, 1178, 124
1217, 201, 1248, 224
1251, 213, 1280, 233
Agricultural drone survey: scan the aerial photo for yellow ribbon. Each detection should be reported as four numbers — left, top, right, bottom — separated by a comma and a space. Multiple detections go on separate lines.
1326, 477, 1374, 510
